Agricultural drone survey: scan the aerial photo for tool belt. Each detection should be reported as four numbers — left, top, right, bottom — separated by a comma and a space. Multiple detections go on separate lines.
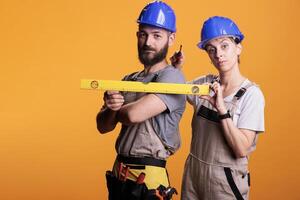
105, 155, 177, 200
117, 155, 166, 168
106, 170, 147, 200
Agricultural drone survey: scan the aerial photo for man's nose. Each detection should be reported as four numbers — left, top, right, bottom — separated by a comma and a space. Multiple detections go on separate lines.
145, 35, 154, 46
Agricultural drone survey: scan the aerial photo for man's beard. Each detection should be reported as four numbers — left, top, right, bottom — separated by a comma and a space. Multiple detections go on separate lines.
138, 43, 168, 66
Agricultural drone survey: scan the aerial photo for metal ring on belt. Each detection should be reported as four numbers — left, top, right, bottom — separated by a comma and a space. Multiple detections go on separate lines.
117, 155, 166, 168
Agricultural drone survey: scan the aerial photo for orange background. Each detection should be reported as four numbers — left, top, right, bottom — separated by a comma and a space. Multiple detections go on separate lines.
0, 0, 299, 199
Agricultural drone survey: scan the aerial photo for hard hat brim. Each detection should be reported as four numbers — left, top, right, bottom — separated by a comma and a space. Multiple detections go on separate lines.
138, 21, 176, 33
197, 35, 244, 50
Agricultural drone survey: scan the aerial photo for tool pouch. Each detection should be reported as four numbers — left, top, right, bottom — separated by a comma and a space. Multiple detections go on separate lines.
106, 170, 148, 200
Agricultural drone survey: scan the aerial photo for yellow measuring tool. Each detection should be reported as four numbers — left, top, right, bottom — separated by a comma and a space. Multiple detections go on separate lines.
80, 79, 210, 95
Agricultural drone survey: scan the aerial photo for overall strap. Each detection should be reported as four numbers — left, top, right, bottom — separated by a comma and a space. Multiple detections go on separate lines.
229, 81, 256, 116
123, 71, 143, 81
124, 70, 158, 83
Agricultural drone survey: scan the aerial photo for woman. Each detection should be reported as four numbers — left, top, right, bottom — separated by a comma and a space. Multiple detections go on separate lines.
179, 16, 265, 200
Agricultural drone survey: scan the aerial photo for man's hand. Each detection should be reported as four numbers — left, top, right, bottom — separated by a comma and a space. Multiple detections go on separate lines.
200, 81, 227, 114
104, 91, 124, 111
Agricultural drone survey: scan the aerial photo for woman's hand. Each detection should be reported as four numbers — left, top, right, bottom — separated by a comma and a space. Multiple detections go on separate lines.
200, 81, 227, 114
170, 50, 184, 69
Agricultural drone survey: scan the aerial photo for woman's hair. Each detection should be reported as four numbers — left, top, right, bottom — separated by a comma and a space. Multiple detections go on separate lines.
230, 37, 241, 64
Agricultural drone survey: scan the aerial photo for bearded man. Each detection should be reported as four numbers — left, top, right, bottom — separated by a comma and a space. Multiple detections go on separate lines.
96, 1, 186, 199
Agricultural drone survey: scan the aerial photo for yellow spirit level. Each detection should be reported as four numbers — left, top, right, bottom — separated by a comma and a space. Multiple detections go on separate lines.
80, 79, 209, 95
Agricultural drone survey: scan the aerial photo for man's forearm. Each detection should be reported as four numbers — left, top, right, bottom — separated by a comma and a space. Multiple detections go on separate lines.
117, 94, 167, 125
96, 108, 119, 133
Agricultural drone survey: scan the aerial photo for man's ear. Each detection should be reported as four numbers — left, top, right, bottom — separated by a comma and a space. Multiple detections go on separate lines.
168, 33, 175, 46
236, 43, 242, 55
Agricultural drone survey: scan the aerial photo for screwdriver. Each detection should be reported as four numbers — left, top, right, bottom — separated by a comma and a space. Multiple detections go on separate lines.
176, 44, 182, 58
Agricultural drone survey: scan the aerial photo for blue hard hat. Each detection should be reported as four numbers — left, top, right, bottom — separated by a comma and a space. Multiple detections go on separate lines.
197, 16, 244, 49
137, 1, 176, 32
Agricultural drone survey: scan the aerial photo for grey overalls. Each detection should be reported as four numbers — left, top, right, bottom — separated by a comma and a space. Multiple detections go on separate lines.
114, 71, 171, 189
116, 70, 177, 160
181, 75, 255, 200
106, 68, 185, 200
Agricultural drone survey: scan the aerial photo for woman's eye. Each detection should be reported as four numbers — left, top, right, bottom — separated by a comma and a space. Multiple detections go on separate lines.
207, 48, 216, 54
221, 43, 228, 49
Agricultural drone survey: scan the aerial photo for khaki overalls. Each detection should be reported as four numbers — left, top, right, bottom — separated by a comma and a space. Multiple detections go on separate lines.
182, 77, 254, 200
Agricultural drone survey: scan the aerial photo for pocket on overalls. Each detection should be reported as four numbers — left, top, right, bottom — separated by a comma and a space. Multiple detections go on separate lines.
234, 168, 250, 196
223, 167, 250, 200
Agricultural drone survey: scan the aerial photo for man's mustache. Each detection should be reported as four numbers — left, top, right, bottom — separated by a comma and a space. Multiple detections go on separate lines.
140, 46, 156, 51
